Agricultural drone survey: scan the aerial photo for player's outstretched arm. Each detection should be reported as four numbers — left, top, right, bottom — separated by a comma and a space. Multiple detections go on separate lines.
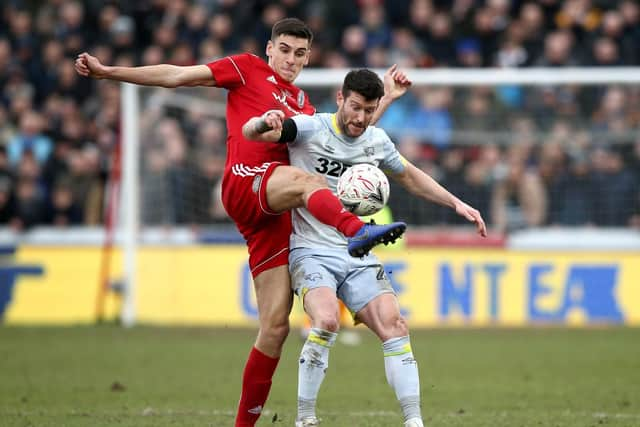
371, 64, 412, 125
242, 110, 286, 142
392, 161, 487, 236
74, 52, 215, 88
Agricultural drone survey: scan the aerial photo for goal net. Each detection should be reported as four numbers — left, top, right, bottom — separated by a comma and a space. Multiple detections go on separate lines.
115, 67, 640, 325
130, 67, 640, 232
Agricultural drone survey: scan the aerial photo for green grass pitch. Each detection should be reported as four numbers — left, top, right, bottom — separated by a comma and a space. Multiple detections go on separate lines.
1, 326, 639, 426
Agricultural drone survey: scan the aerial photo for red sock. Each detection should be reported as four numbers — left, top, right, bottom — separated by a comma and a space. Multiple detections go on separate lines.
306, 188, 364, 237
235, 347, 279, 427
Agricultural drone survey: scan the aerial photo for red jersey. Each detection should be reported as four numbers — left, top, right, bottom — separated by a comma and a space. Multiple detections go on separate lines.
206, 53, 316, 170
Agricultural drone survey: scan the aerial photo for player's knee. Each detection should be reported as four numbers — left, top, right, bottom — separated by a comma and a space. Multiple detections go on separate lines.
391, 316, 409, 337
314, 313, 340, 333
262, 318, 290, 343
307, 174, 327, 188
286, 166, 311, 182
298, 172, 327, 193
379, 315, 408, 341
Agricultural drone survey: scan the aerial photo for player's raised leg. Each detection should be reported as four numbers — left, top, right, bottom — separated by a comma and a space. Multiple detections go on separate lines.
265, 165, 406, 256
235, 265, 293, 427
357, 294, 424, 427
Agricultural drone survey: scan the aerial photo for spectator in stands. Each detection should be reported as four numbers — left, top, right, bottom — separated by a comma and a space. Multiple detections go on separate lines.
591, 146, 637, 226
551, 151, 595, 226
45, 178, 83, 226
65, 146, 103, 225
591, 87, 630, 140
408, 87, 453, 149
0, 176, 15, 225
455, 88, 501, 139
341, 25, 368, 66
426, 12, 457, 66
519, 2, 546, 65
437, 147, 467, 224
408, 0, 433, 43
619, 0, 640, 65
590, 36, 622, 66
536, 30, 578, 67
472, 6, 501, 65
360, 3, 392, 49
536, 137, 567, 224
628, 138, 640, 228
491, 146, 547, 232
8, 110, 52, 166
142, 147, 173, 225
460, 157, 493, 226
0, 147, 14, 190
12, 177, 45, 230
0, 104, 16, 147
456, 38, 483, 67
182, 4, 210, 50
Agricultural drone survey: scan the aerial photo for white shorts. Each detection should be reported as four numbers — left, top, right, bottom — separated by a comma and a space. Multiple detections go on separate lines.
289, 247, 395, 315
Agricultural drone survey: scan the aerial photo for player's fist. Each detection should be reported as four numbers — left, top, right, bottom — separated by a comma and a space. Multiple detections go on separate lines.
75, 52, 106, 79
259, 109, 285, 133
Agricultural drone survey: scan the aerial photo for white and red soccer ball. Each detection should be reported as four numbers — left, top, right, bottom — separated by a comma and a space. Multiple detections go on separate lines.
336, 163, 390, 216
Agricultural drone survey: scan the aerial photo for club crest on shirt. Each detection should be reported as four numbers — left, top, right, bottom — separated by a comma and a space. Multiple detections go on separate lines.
266, 75, 277, 84
364, 146, 375, 156
297, 90, 305, 108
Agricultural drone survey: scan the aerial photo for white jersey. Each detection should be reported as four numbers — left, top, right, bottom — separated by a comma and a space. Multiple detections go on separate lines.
288, 113, 406, 249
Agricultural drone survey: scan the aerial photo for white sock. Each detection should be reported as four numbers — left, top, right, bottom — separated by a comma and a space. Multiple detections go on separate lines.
383, 336, 422, 422
297, 328, 337, 420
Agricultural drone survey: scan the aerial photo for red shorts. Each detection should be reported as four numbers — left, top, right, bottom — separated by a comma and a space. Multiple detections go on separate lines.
221, 162, 291, 278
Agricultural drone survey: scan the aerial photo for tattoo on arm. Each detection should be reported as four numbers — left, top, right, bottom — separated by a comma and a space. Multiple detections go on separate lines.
254, 119, 273, 134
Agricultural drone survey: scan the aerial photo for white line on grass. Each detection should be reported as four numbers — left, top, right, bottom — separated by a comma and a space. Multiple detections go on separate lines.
6, 409, 639, 420
134, 409, 640, 420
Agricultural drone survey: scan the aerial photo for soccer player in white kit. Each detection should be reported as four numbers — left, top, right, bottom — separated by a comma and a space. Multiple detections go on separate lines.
243, 69, 487, 427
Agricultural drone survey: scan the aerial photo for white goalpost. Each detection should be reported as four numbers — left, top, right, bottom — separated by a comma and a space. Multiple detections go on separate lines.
120, 82, 140, 328
296, 66, 640, 86
117, 66, 640, 326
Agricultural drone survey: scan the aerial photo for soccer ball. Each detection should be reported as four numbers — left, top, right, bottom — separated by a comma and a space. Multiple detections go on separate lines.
336, 164, 390, 216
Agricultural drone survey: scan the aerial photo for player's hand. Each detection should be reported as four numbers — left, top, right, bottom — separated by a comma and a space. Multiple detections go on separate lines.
383, 64, 412, 100
454, 200, 487, 237
259, 109, 285, 133
75, 52, 107, 79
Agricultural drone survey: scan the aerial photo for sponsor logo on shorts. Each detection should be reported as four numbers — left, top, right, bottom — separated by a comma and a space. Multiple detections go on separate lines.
304, 272, 322, 282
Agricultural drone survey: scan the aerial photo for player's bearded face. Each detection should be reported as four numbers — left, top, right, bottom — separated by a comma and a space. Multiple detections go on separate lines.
266, 35, 310, 83
337, 92, 379, 137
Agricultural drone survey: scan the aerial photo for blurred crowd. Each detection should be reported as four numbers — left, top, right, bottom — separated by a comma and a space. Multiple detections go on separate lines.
0, 0, 639, 231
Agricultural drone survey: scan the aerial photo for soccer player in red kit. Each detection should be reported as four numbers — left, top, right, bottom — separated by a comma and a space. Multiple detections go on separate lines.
75, 18, 408, 426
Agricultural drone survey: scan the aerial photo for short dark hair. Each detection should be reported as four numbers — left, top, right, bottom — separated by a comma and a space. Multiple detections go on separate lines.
342, 69, 384, 101
271, 18, 313, 44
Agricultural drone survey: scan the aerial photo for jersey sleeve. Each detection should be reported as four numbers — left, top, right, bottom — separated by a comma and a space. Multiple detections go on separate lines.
205, 53, 254, 89
289, 114, 321, 146
377, 129, 406, 175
